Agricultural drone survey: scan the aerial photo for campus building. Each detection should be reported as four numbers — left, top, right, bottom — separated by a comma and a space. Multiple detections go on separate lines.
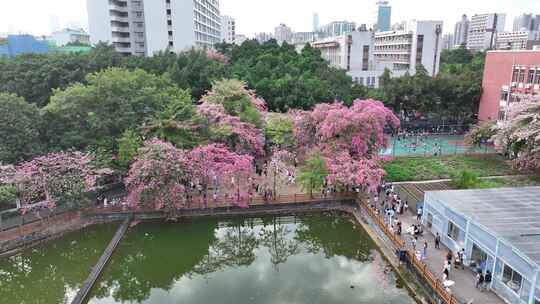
220, 15, 235, 44
87, 0, 222, 56
313, 30, 381, 87
467, 13, 506, 51
312, 20, 443, 87
495, 31, 540, 50
478, 50, 540, 122
50, 28, 90, 46
422, 187, 540, 304
373, 20, 443, 77
0, 34, 49, 57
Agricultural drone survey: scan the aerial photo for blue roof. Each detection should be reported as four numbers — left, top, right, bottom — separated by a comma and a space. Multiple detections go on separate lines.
2, 35, 49, 57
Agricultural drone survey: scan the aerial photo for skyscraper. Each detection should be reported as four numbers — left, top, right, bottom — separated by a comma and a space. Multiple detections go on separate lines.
375, 0, 391, 32
453, 14, 469, 48
513, 13, 539, 31
313, 13, 320, 32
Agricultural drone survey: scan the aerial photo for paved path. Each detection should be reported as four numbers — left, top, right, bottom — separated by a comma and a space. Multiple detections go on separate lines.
396, 210, 504, 304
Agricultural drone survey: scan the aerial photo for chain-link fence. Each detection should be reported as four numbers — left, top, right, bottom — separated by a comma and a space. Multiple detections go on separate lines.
381, 134, 496, 157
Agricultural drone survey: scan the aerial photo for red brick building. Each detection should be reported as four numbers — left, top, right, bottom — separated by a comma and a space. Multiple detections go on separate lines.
478, 50, 540, 122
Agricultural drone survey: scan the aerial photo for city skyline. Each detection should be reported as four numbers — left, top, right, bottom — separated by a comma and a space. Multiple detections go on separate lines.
0, 0, 538, 37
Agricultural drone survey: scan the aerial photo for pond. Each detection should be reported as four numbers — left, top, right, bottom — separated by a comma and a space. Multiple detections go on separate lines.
86, 214, 416, 304
0, 224, 117, 304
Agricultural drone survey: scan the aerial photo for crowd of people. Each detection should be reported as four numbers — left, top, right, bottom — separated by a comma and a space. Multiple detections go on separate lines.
370, 181, 497, 299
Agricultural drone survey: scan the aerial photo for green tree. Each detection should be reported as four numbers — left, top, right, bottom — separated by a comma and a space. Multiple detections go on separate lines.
298, 155, 328, 197
0, 185, 17, 210
44, 68, 184, 152
0, 93, 43, 164
142, 89, 202, 149
201, 79, 263, 128
166, 49, 230, 100
117, 129, 143, 170
264, 113, 294, 148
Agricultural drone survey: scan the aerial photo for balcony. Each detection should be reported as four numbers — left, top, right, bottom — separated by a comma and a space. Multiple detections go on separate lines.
114, 46, 132, 53
109, 14, 129, 23
109, 1, 128, 12
112, 36, 131, 43
110, 25, 130, 32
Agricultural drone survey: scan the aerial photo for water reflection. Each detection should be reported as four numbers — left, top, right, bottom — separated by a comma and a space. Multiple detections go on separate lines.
88, 214, 415, 304
0, 224, 116, 304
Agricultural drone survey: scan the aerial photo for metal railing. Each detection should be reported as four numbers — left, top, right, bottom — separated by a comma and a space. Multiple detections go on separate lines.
85, 192, 358, 215
358, 199, 459, 304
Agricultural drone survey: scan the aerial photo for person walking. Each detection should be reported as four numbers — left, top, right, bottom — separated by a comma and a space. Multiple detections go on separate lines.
435, 233, 441, 249
484, 270, 492, 291
417, 207, 423, 221
422, 240, 428, 259
476, 271, 485, 290
459, 248, 466, 270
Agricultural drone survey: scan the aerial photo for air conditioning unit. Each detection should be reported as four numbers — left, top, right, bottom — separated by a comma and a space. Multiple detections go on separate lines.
518, 83, 524, 88
511, 82, 517, 87
535, 84, 540, 91
525, 84, 532, 89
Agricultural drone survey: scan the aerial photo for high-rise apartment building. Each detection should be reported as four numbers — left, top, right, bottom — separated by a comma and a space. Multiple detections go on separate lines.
274, 24, 293, 44
221, 15, 235, 44
373, 20, 443, 76
453, 14, 469, 48
375, 0, 391, 32
443, 34, 454, 50
255, 32, 273, 43
466, 13, 506, 51
313, 13, 320, 32
513, 13, 540, 32
87, 0, 222, 56
318, 21, 356, 38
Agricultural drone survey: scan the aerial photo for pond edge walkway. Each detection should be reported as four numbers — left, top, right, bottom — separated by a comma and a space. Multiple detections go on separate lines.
71, 216, 131, 304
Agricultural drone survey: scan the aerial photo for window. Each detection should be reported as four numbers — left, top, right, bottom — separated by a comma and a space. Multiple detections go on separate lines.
362, 45, 369, 71
447, 221, 461, 242
500, 90, 509, 101
167, 20, 172, 26
427, 213, 433, 228
168, 41, 174, 47
359, 77, 364, 85
534, 69, 540, 85
519, 69, 525, 83
512, 68, 520, 82
416, 35, 424, 65
502, 264, 523, 293
528, 69, 536, 84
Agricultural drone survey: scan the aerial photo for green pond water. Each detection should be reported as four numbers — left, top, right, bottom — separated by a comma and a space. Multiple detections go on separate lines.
86, 214, 416, 304
0, 224, 117, 304
0, 214, 417, 304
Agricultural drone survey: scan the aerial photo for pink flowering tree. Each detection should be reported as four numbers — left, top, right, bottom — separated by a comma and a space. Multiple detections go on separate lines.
187, 144, 256, 207
124, 139, 189, 211
293, 99, 400, 192
124, 139, 257, 211
6, 152, 96, 213
198, 103, 265, 158
206, 49, 228, 64
492, 101, 540, 170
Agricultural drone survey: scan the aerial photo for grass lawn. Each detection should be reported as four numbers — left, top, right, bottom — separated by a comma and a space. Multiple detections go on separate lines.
383, 155, 519, 182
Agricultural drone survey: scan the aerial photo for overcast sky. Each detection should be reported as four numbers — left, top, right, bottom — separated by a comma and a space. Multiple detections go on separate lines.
0, 0, 537, 36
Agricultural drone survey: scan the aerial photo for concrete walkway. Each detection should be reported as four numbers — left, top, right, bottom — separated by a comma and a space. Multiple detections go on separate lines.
396, 210, 504, 304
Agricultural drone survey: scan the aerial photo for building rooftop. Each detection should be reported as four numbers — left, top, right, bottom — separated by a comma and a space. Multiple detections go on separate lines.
426, 187, 540, 266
